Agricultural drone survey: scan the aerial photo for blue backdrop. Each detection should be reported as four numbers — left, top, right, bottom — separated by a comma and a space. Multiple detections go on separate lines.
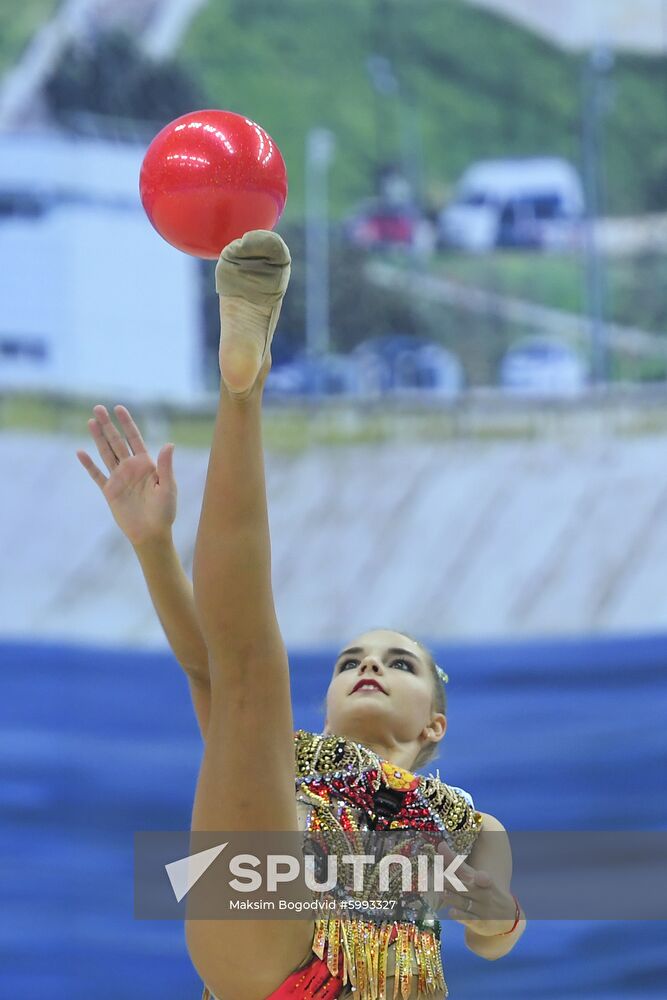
2, 633, 666, 998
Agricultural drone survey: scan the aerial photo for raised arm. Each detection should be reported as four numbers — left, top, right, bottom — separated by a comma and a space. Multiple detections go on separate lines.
132, 534, 211, 738
76, 404, 211, 738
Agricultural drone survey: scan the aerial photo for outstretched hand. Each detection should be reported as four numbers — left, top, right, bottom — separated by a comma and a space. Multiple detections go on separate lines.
76, 404, 177, 548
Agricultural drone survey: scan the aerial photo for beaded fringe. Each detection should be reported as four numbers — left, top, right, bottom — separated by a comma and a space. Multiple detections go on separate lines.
312, 916, 447, 1000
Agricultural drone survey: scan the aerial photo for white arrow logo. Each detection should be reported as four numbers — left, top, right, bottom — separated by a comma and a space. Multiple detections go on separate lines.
165, 842, 228, 902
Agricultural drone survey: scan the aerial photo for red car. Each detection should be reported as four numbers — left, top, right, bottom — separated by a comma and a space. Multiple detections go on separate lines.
344, 199, 434, 251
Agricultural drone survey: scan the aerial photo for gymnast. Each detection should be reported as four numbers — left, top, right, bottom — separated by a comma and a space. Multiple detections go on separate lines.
77, 230, 525, 999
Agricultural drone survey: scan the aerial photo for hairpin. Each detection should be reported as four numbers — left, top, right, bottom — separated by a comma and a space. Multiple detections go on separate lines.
435, 665, 449, 684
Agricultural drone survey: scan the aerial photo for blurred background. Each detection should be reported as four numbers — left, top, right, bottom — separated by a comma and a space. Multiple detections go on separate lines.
2, 0, 667, 997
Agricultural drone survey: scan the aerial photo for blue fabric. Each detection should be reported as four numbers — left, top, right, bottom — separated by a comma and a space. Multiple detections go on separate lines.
2, 633, 666, 998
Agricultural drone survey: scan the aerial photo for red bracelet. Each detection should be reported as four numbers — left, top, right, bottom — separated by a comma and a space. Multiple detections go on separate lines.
497, 894, 522, 935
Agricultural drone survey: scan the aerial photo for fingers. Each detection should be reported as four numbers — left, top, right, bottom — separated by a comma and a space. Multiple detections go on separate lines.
114, 404, 148, 456
76, 449, 108, 490
447, 906, 479, 923
440, 884, 475, 904
437, 840, 475, 882
156, 442, 175, 484
440, 886, 480, 921
473, 869, 493, 889
88, 417, 121, 474
440, 882, 475, 907
92, 404, 131, 463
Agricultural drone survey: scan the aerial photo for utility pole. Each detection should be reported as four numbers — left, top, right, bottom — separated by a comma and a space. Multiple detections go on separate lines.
581, 44, 614, 384
305, 127, 336, 357
368, 0, 394, 191
366, 53, 399, 196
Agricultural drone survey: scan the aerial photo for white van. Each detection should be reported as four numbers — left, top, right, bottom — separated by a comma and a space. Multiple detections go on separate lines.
440, 157, 584, 252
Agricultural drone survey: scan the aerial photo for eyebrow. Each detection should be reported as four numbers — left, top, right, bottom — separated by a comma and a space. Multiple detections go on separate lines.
336, 646, 421, 666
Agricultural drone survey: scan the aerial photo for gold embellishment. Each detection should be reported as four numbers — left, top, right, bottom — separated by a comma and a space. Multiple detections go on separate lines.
418, 775, 483, 854
295, 729, 482, 853
378, 922, 393, 999
295, 729, 384, 789
312, 916, 447, 1000
328, 915, 341, 977
292, 731, 479, 998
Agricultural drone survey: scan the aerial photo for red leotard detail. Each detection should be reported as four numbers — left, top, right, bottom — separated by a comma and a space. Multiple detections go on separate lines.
262, 954, 343, 999
263, 926, 399, 999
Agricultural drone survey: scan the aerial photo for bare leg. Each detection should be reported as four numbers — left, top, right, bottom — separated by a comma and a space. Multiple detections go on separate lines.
185, 238, 314, 1000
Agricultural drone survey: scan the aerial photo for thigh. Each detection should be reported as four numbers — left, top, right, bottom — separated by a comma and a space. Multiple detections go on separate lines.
195, 921, 316, 1000
187, 697, 314, 999
192, 657, 299, 833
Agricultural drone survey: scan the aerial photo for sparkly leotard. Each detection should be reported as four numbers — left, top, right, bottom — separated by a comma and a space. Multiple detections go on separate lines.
202, 729, 482, 1000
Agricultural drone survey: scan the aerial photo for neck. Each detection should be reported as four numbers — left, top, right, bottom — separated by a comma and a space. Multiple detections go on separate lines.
334, 727, 419, 771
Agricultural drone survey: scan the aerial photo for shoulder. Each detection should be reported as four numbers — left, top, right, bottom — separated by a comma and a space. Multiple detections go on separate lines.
418, 774, 483, 849
446, 784, 476, 810
420, 774, 479, 816
474, 810, 506, 832
465, 811, 513, 888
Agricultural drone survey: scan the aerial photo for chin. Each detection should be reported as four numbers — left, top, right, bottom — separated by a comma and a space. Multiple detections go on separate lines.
341, 701, 389, 720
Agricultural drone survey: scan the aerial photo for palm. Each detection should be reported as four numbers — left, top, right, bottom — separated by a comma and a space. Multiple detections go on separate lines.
77, 404, 177, 547
104, 451, 176, 545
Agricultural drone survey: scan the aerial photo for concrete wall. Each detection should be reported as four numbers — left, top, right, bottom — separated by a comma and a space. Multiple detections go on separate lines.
3, 428, 667, 648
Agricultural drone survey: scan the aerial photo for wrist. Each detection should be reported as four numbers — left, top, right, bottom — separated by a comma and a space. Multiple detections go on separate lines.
132, 529, 175, 556
494, 894, 522, 936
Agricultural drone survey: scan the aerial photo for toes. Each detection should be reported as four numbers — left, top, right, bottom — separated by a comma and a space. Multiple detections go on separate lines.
226, 229, 291, 266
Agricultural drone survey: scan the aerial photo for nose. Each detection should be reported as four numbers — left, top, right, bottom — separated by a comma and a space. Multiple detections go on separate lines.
359, 658, 382, 674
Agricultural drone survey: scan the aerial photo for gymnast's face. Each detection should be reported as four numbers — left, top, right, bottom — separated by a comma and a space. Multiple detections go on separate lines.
323, 629, 446, 763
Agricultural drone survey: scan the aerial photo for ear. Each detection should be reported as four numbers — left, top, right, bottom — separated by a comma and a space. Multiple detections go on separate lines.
423, 713, 447, 742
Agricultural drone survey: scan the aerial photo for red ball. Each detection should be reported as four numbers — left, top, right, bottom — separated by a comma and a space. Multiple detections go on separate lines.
139, 109, 288, 259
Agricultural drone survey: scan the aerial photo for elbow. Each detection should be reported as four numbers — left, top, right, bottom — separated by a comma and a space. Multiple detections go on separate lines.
465, 920, 526, 961
466, 941, 510, 961
465, 938, 502, 961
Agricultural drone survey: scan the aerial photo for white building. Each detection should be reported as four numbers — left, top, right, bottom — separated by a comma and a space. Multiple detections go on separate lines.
465, 0, 667, 54
0, 132, 205, 404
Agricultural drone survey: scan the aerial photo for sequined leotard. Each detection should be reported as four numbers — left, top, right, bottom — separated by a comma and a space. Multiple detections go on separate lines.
202, 729, 482, 1000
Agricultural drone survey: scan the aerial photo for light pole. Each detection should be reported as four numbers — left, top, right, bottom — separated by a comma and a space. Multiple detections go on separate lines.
305, 127, 336, 358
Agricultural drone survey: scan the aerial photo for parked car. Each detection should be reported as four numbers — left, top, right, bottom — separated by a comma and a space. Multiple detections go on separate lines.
499, 336, 588, 396
264, 351, 361, 397
440, 158, 584, 252
343, 198, 436, 253
265, 337, 463, 399
351, 334, 464, 397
